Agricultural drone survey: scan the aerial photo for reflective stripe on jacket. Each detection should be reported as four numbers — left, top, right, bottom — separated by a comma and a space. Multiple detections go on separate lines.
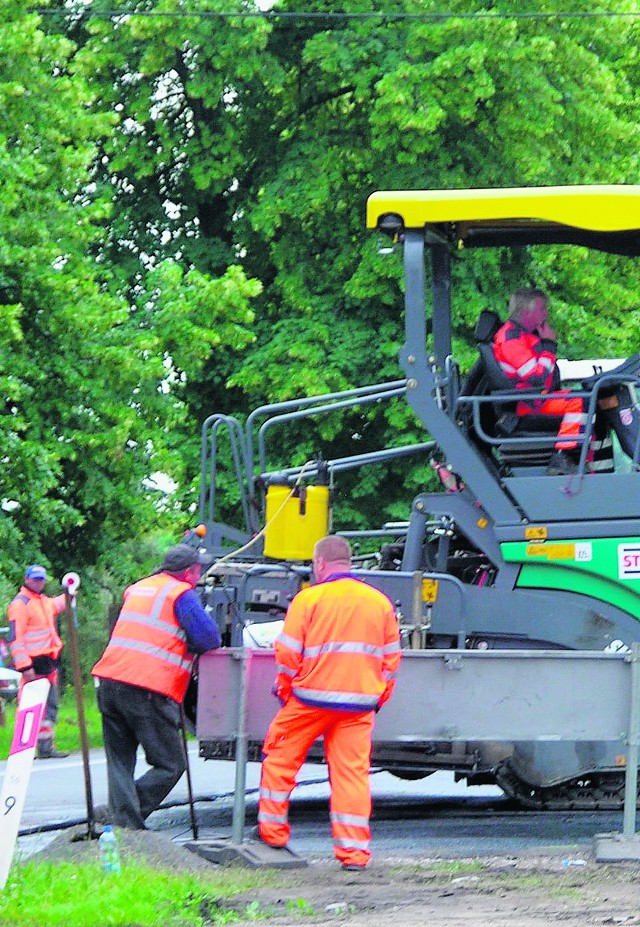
275, 575, 401, 712
492, 320, 557, 392
92, 573, 193, 702
8, 588, 65, 671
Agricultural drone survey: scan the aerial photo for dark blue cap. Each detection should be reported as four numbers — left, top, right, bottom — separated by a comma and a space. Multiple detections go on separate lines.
26, 564, 48, 580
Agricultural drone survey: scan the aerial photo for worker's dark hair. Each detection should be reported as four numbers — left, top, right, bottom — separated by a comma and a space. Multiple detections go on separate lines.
508, 288, 548, 322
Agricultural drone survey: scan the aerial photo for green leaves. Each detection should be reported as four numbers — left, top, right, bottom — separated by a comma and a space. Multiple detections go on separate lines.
136, 260, 258, 372
3, 0, 640, 582
0, 1, 264, 583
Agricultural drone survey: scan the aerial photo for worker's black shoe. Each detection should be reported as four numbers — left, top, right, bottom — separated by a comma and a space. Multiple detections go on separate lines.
37, 745, 70, 759
248, 825, 289, 849
93, 804, 111, 824
341, 862, 367, 871
546, 450, 579, 476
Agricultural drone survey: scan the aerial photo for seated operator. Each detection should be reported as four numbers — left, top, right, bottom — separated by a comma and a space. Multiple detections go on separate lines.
492, 288, 586, 476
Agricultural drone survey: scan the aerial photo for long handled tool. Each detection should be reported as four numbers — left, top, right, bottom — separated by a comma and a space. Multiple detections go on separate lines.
62, 572, 98, 840
180, 702, 198, 840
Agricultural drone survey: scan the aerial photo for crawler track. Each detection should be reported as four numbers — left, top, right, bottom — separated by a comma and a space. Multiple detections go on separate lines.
494, 761, 633, 810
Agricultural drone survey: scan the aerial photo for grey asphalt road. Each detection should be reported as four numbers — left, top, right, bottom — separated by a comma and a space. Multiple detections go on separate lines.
1, 747, 631, 862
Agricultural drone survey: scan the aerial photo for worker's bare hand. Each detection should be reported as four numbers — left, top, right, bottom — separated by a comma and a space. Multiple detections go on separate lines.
22, 668, 37, 682
537, 321, 556, 340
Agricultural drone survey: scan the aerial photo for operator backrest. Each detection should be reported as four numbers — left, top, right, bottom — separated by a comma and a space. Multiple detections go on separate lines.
457, 309, 506, 448
475, 307, 502, 345
475, 309, 520, 393
459, 308, 505, 398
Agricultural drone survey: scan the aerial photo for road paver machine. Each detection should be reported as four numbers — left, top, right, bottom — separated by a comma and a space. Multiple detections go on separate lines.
195, 186, 640, 809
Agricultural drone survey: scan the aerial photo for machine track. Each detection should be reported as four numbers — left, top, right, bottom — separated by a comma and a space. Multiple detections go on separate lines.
494, 761, 635, 810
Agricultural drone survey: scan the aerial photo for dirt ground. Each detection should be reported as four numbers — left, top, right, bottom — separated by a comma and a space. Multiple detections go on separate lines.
35, 828, 640, 927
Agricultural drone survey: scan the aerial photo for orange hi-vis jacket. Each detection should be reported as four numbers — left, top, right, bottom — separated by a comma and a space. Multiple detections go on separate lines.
92, 573, 194, 703
8, 588, 65, 671
274, 573, 401, 712
493, 320, 557, 395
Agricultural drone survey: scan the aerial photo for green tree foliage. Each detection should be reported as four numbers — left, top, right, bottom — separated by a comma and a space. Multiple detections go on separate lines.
238, 0, 640, 366
0, 1, 260, 667
0, 0, 129, 573
2, 0, 640, 560
61, 0, 640, 533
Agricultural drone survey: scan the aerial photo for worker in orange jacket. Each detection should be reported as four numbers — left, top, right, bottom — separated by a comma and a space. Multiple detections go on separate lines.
256, 535, 402, 870
92, 544, 221, 829
8, 564, 69, 758
492, 288, 587, 475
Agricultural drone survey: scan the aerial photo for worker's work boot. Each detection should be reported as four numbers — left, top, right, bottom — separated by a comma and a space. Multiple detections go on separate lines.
37, 738, 69, 759
249, 824, 289, 849
93, 804, 111, 824
546, 450, 579, 476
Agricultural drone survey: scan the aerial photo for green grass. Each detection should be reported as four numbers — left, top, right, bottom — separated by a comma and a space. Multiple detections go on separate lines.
284, 897, 316, 916
0, 860, 275, 927
391, 859, 486, 883
0, 684, 104, 759
428, 860, 486, 874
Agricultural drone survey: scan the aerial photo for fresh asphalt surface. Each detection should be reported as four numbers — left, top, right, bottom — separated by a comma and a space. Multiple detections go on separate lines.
2, 746, 632, 861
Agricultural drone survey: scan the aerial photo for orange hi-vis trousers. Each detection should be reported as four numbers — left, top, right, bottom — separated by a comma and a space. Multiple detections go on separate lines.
517, 392, 586, 450
258, 696, 375, 868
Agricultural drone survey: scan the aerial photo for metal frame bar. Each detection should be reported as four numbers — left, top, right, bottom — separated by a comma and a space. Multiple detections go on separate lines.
199, 414, 251, 529
246, 380, 405, 473
256, 386, 407, 476
259, 441, 435, 483
198, 643, 640, 854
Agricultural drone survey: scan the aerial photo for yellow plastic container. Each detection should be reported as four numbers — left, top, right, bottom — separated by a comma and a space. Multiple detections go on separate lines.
263, 484, 330, 560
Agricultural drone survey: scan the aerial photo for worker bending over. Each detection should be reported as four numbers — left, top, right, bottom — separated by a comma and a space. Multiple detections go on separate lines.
92, 544, 221, 829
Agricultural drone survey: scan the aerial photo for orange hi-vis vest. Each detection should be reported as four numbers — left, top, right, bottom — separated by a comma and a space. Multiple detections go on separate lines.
8, 588, 65, 671
275, 574, 401, 712
92, 573, 193, 702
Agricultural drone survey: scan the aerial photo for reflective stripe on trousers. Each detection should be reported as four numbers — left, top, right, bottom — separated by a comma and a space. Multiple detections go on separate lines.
517, 393, 586, 450
258, 696, 374, 867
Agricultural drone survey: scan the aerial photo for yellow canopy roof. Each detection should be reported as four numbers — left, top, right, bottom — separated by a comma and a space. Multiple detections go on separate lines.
366, 185, 640, 234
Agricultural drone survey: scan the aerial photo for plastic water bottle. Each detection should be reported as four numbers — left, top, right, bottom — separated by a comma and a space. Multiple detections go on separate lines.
99, 824, 121, 874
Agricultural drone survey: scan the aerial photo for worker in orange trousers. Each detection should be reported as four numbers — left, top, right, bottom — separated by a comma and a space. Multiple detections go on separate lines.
257, 535, 401, 870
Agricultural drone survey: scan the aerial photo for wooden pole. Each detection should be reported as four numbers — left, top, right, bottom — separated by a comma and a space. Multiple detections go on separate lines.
62, 574, 98, 839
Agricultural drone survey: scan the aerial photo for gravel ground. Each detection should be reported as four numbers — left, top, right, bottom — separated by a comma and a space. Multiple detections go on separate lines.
31, 827, 640, 926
